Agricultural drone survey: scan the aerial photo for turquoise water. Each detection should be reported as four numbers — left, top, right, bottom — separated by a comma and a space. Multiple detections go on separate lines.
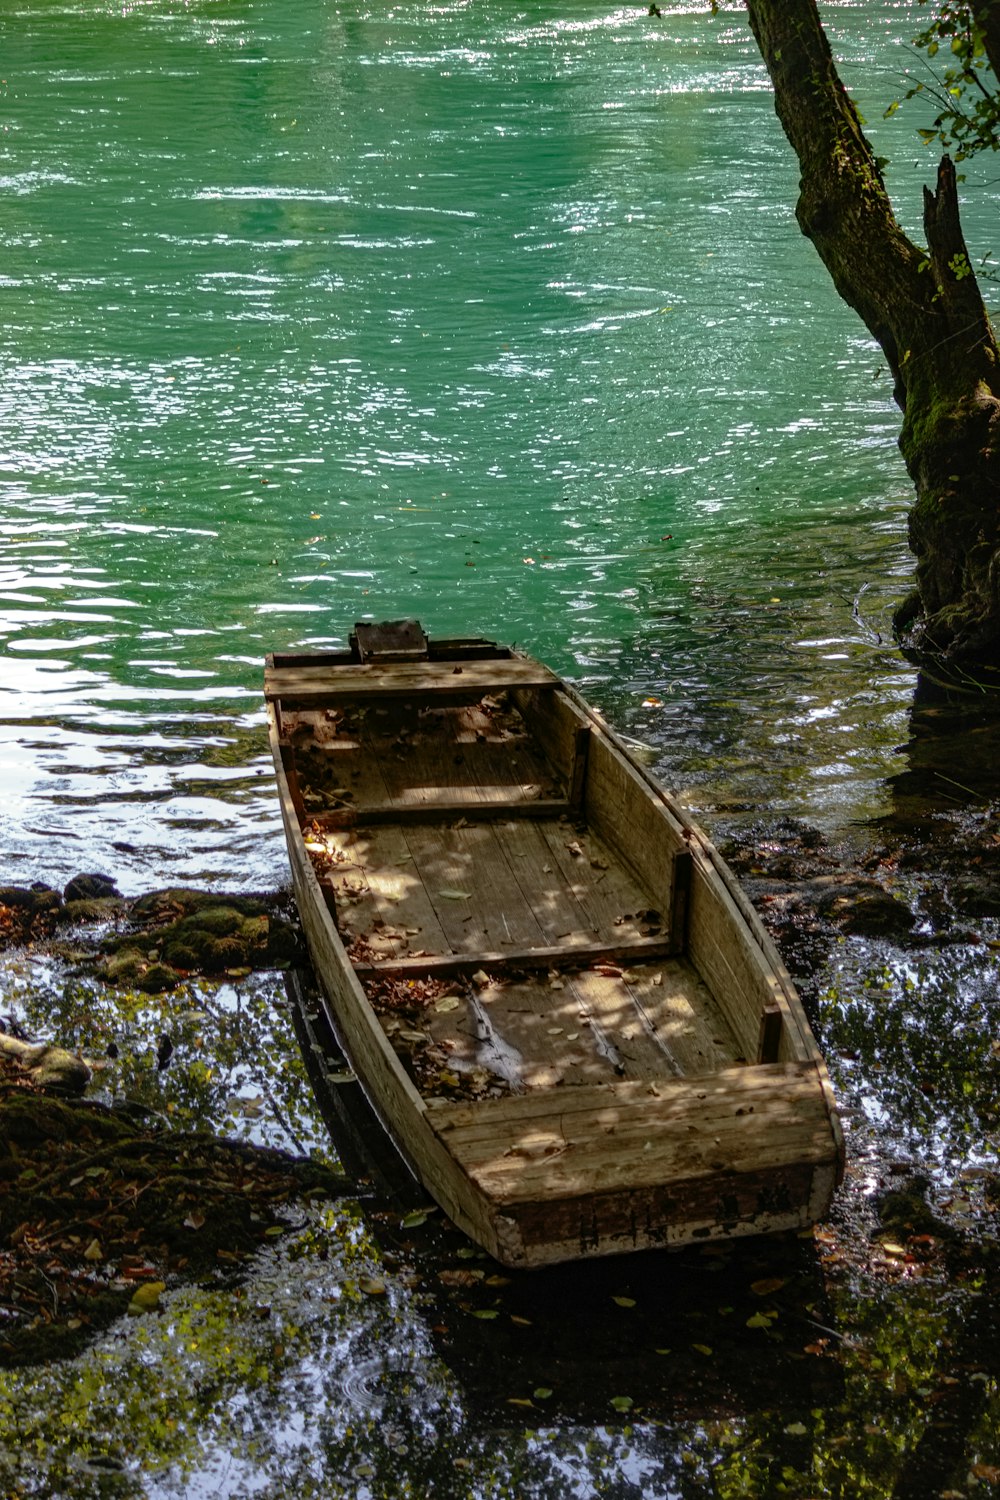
1, 0, 992, 890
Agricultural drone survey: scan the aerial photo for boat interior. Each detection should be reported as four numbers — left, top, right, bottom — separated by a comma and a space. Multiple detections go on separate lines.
267, 624, 804, 1108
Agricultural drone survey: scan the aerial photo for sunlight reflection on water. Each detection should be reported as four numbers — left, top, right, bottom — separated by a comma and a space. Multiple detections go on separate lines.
0, 0, 980, 894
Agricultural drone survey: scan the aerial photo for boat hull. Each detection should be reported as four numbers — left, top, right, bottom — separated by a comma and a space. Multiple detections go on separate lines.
266, 626, 843, 1267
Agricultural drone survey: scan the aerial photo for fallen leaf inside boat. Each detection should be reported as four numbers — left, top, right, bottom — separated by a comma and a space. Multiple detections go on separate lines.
438, 1269, 484, 1288
750, 1277, 786, 1297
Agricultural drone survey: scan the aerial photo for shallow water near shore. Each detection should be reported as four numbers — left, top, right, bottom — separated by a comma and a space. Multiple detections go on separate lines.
3, 0, 1000, 1494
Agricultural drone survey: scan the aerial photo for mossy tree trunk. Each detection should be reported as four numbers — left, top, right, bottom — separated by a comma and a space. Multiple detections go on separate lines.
745, 0, 1000, 665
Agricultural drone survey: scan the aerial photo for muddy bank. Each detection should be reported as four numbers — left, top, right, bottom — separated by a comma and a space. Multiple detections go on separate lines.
0, 877, 341, 1369
717, 804, 1000, 978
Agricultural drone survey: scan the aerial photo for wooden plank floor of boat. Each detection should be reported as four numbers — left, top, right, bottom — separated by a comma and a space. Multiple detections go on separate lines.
282, 692, 748, 1098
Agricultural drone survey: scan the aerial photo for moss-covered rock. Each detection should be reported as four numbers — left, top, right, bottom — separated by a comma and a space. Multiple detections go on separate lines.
0, 1034, 90, 1094
129, 888, 281, 926
55, 896, 128, 925
63, 873, 120, 903
104, 889, 303, 977
0, 884, 61, 911
137, 962, 182, 994
111, 900, 300, 976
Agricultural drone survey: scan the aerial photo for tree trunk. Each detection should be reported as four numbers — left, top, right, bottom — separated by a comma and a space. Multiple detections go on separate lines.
977, 2, 1000, 84
745, 0, 1000, 665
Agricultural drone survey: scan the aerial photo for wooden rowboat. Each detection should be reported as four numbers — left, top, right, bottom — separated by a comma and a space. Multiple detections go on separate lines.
265, 622, 843, 1268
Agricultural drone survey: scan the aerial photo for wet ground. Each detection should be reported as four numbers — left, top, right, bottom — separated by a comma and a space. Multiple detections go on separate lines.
2, 688, 1000, 1499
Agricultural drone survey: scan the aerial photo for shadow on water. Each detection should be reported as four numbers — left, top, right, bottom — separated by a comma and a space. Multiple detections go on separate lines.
886, 669, 1000, 826
287, 970, 843, 1427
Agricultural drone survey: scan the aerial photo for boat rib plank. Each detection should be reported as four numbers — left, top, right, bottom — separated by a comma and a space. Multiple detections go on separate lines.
687, 884, 795, 1061
582, 734, 677, 909
352, 935, 677, 979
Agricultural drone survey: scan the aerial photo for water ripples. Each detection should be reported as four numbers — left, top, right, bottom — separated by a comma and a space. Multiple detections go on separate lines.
2, 0, 987, 888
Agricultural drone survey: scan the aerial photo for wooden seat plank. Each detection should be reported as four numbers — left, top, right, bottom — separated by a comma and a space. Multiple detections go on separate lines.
435, 1061, 825, 1137
436, 1063, 834, 1204
318, 797, 572, 827
266, 657, 559, 702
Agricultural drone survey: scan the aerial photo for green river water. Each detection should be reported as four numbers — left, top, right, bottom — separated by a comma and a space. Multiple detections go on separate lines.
3, 0, 975, 891
4, 4, 1000, 1498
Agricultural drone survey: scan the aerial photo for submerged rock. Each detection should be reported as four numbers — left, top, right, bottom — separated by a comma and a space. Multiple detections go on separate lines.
63, 872, 120, 903
874, 1174, 955, 1242
951, 876, 1000, 918
98, 948, 147, 985
818, 885, 917, 939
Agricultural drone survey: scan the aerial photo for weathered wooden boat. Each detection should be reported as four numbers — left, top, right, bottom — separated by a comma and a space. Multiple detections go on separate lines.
265, 622, 843, 1268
